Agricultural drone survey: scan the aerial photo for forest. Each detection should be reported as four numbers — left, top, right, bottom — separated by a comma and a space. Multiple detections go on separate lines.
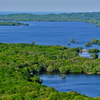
1, 12, 100, 26
1, 43, 100, 99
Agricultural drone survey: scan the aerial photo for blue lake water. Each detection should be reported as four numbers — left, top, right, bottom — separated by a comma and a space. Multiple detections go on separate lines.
40, 74, 100, 97
0, 21, 100, 49
1, 21, 100, 97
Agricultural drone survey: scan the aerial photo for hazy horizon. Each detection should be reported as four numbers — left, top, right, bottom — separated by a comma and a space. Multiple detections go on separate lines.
0, 0, 100, 12
0, 11, 100, 15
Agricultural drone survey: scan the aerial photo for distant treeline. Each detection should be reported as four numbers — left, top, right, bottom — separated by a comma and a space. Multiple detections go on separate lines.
1, 12, 100, 25
0, 21, 29, 26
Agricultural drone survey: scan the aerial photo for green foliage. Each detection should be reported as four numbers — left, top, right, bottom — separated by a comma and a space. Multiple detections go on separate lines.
30, 75, 43, 83
31, 41, 35, 45
85, 42, 92, 47
70, 39, 75, 42
0, 21, 29, 26
85, 38, 100, 47
59, 66, 69, 74
90, 53, 98, 60
70, 65, 83, 73
90, 39, 100, 44
0, 43, 100, 99
82, 60, 97, 74
97, 41, 100, 45
0, 66, 97, 100
88, 48, 99, 53
0, 43, 99, 75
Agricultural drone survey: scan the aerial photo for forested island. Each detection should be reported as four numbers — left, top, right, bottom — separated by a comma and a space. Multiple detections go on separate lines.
85, 39, 100, 47
1, 43, 100, 99
1, 12, 100, 26
0, 21, 29, 26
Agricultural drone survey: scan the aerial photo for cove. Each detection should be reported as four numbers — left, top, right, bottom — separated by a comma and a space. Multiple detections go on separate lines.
40, 74, 100, 97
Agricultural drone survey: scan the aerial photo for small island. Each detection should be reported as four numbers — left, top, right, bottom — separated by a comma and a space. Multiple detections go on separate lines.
0, 21, 29, 26
85, 38, 100, 47
85, 42, 92, 47
95, 24, 100, 27
91, 38, 100, 45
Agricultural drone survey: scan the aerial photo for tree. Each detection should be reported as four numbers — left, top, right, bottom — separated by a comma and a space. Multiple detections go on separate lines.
85, 42, 92, 47
59, 66, 68, 74
88, 48, 99, 53
46, 65, 55, 72
31, 41, 35, 45
90, 53, 98, 59
90, 39, 99, 44
68, 42, 71, 45
97, 41, 100, 45
70, 39, 75, 42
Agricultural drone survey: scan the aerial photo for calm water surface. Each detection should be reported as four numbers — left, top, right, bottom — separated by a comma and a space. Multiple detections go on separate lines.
0, 21, 100, 49
1, 21, 100, 97
40, 74, 100, 97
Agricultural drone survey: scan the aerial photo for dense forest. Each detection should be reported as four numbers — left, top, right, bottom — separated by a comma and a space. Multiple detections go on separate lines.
1, 43, 100, 99
1, 12, 100, 26
1, 43, 100, 74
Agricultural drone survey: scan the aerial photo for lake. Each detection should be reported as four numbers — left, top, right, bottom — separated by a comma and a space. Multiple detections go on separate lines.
1, 21, 100, 97
0, 21, 100, 49
40, 74, 100, 97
